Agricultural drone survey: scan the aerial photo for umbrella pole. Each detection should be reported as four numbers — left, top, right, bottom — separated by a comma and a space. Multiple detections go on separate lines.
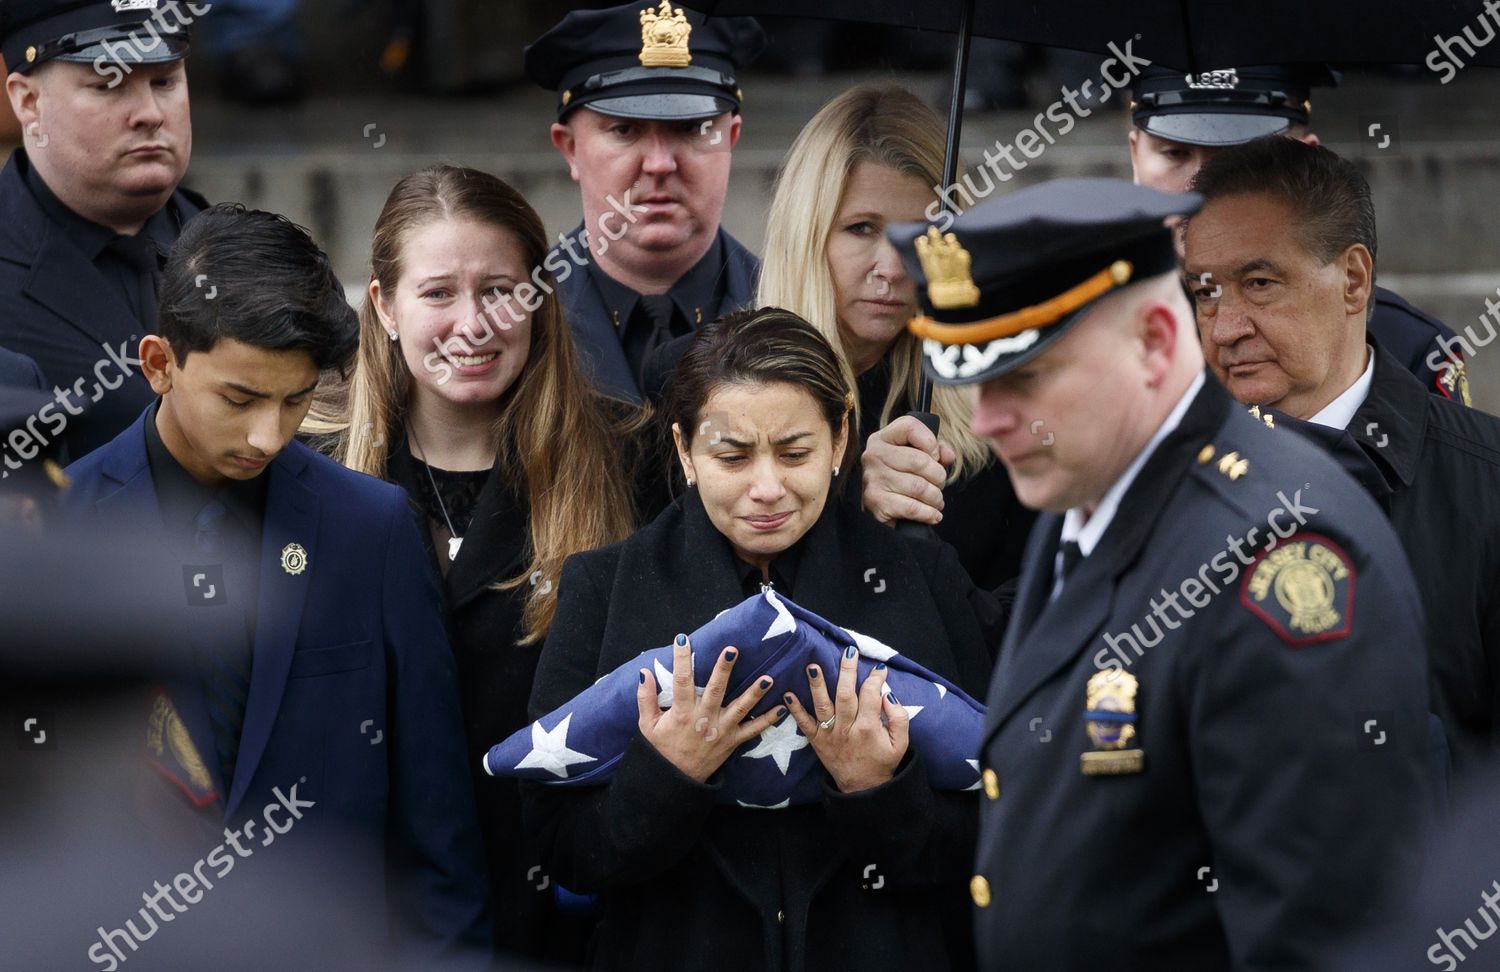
895, 0, 974, 539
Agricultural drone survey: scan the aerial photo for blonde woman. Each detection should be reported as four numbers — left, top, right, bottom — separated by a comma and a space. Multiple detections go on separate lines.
307, 164, 648, 960
758, 84, 1034, 588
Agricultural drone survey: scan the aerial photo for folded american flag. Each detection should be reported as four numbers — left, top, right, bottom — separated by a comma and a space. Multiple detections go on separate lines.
485, 590, 986, 807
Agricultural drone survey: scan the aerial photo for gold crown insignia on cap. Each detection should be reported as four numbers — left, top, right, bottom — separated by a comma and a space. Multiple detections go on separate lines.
639, 1, 692, 68
914, 227, 980, 310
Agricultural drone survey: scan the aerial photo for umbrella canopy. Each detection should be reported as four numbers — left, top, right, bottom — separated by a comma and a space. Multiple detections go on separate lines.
485, 589, 986, 807
686, 1, 1500, 72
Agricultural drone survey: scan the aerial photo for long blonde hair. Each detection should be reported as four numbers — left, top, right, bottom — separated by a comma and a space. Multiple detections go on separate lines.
758, 84, 990, 482
306, 165, 639, 645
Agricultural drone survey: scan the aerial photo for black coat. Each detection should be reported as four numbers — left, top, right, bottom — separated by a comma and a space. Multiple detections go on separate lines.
974, 374, 1433, 970
0, 150, 207, 458
1276, 341, 1500, 789
0, 345, 44, 390
523, 491, 1001, 972
387, 436, 590, 964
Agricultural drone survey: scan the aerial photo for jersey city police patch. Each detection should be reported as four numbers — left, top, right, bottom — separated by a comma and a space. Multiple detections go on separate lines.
1240, 533, 1355, 646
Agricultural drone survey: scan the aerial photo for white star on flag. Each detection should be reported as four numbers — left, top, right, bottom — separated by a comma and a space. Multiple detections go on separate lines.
964, 759, 982, 791
850, 630, 898, 661
736, 798, 791, 810
654, 657, 705, 709
514, 713, 597, 779
741, 716, 809, 775
933, 682, 948, 699
881, 683, 922, 721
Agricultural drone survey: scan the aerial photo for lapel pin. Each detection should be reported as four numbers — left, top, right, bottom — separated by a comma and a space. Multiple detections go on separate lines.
280, 542, 308, 576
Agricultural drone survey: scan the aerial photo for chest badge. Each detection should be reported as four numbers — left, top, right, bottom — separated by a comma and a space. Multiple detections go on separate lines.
1081, 669, 1144, 775
280, 542, 309, 576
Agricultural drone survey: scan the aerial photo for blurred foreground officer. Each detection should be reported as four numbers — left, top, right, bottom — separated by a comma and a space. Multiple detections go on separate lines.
0, 384, 68, 532
1186, 137, 1500, 791
58, 204, 491, 963
891, 180, 1433, 969
1128, 65, 1469, 402
525, 2, 764, 402
0, 0, 207, 457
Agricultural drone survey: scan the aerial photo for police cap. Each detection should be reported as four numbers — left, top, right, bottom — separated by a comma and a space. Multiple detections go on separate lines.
890, 178, 1200, 386
525, 1, 765, 121
1130, 64, 1339, 147
2, 0, 191, 76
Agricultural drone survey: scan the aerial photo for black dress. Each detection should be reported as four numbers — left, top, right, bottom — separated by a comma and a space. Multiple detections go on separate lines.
523, 490, 1003, 972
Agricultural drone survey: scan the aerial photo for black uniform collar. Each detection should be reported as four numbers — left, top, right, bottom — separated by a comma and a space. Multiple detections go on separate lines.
143, 400, 268, 539
20, 149, 180, 260
1347, 338, 1428, 490
590, 230, 728, 329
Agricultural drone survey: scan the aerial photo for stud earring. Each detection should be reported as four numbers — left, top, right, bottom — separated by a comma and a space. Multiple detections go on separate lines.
833, 466, 840, 477
387, 330, 398, 341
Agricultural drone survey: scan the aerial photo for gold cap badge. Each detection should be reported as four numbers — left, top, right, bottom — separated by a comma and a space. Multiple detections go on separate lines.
26, 45, 37, 63
639, 1, 692, 68
914, 226, 980, 310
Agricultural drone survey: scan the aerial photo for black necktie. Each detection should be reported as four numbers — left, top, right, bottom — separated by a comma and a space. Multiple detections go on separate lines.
195, 499, 253, 787
108, 234, 162, 329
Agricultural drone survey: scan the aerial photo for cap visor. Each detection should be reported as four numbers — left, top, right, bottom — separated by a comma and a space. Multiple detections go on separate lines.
55, 34, 189, 67
583, 92, 732, 121
1143, 113, 1290, 147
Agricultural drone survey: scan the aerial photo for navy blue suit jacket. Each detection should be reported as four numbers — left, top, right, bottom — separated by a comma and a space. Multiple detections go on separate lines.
61, 408, 490, 959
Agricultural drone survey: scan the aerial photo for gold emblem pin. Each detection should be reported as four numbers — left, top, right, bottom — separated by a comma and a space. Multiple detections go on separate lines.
26, 45, 38, 63
639, 1, 692, 68
280, 542, 309, 576
1081, 669, 1144, 775
914, 226, 980, 310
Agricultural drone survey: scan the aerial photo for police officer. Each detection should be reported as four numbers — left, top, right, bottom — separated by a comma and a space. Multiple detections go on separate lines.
0, 0, 207, 458
525, 2, 764, 403
889, 179, 1432, 968
1129, 64, 1470, 403
1186, 136, 1500, 793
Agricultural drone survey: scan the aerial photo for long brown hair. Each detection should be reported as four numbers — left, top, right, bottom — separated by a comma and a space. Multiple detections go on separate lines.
306, 165, 639, 644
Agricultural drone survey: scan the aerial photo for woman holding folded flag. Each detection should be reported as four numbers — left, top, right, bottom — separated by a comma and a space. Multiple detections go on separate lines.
522, 308, 1001, 971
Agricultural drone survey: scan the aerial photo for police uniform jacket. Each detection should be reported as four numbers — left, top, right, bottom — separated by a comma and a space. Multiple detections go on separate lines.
1280, 340, 1500, 788
973, 372, 1433, 970
1370, 285, 1470, 403
0, 150, 206, 456
552, 226, 759, 404
523, 489, 1000, 972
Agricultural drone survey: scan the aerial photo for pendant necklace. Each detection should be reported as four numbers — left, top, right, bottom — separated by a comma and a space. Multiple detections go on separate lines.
408, 425, 463, 562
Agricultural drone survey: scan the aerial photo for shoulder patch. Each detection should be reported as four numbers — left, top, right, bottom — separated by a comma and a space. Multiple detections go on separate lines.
1239, 533, 1355, 646
1436, 357, 1473, 407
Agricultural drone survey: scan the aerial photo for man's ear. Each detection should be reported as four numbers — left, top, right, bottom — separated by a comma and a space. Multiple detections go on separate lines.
1138, 297, 1181, 389
725, 113, 743, 150
139, 335, 176, 395
550, 121, 581, 182
1126, 127, 1144, 185
1300, 131, 1321, 147
1339, 243, 1375, 322
6, 71, 41, 134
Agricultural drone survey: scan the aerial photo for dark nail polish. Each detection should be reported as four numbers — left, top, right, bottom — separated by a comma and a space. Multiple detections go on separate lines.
639, 671, 646, 684
674, 633, 687, 647
759, 677, 772, 690
888, 693, 901, 706
776, 706, 788, 719
725, 648, 737, 661
807, 666, 819, 679
845, 645, 857, 660
875, 662, 886, 671
783, 692, 795, 706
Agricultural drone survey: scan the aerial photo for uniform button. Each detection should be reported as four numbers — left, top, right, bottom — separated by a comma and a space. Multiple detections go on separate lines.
776, 910, 785, 924
970, 875, 991, 908
981, 768, 1000, 801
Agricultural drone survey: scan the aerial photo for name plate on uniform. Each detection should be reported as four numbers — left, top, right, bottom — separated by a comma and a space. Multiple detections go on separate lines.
1080, 749, 1145, 775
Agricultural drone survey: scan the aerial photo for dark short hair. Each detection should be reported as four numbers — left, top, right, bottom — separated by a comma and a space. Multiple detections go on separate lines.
1188, 136, 1378, 271
158, 204, 358, 371
665, 308, 853, 480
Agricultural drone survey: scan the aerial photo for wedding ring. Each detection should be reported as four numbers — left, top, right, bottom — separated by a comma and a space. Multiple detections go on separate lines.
818, 715, 837, 731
